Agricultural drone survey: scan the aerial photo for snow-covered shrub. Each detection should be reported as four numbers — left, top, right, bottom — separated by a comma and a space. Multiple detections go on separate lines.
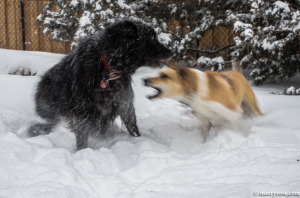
283, 86, 300, 95
196, 56, 225, 71
38, 0, 233, 55
9, 69, 37, 76
38, 0, 79, 42
284, 86, 296, 95
231, 0, 300, 84
38, 0, 300, 84
38, 0, 139, 49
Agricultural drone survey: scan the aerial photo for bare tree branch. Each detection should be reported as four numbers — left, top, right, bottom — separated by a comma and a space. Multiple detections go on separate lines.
187, 43, 235, 54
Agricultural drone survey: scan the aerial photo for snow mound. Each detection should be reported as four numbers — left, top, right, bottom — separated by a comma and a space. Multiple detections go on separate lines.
0, 49, 65, 76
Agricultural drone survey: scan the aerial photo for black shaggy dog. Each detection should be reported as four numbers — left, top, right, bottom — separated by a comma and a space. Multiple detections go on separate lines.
29, 20, 172, 150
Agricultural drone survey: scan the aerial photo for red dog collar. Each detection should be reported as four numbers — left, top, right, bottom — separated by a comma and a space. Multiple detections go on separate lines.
100, 53, 121, 88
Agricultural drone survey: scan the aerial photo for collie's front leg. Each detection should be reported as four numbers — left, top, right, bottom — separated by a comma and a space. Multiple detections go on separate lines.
193, 112, 211, 142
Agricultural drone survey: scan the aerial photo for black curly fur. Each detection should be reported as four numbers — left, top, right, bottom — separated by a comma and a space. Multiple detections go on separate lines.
28, 20, 173, 150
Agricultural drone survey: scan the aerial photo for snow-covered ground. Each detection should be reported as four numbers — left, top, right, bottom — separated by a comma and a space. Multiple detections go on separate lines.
0, 49, 65, 75
0, 50, 299, 198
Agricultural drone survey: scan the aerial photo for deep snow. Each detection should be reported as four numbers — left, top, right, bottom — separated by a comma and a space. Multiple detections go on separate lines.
0, 50, 299, 198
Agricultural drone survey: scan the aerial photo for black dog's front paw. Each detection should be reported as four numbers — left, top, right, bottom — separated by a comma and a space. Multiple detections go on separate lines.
129, 128, 140, 137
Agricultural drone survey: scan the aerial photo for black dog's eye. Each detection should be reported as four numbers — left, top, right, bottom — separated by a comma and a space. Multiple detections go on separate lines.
161, 73, 169, 79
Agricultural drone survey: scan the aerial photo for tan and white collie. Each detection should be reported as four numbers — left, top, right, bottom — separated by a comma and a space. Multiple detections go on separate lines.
144, 62, 262, 141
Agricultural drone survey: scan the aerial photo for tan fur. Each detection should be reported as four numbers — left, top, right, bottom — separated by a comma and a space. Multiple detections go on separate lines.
205, 71, 262, 115
205, 71, 239, 111
145, 63, 262, 141
148, 67, 262, 116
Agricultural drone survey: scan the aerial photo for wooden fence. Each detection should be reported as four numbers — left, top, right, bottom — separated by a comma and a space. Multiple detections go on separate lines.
0, 0, 233, 58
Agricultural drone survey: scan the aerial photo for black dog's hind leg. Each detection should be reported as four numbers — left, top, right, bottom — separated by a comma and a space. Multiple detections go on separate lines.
28, 119, 58, 137
69, 114, 112, 150
28, 98, 60, 137
69, 115, 90, 150
74, 126, 89, 150
28, 100, 59, 137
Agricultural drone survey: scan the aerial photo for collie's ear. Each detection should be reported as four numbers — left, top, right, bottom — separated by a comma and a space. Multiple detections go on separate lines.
164, 61, 188, 77
178, 67, 187, 77
163, 60, 178, 70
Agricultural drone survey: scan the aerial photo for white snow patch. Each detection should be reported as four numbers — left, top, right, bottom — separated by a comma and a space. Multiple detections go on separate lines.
197, 56, 212, 65
212, 56, 224, 64
262, 38, 272, 50
241, 28, 254, 37
0, 49, 65, 75
158, 32, 172, 45
79, 12, 92, 27
70, 0, 79, 7
273, 1, 290, 14
285, 86, 296, 95
234, 21, 253, 32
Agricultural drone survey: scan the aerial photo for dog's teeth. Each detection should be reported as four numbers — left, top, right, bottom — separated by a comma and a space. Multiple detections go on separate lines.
147, 95, 153, 100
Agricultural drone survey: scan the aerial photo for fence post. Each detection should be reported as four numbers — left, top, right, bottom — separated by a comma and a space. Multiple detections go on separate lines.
20, 0, 26, 50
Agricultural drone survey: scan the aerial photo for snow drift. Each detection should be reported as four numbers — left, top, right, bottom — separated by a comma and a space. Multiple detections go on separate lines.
0, 50, 299, 198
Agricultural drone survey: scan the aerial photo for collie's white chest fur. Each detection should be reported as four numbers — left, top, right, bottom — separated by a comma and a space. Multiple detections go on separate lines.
189, 98, 242, 122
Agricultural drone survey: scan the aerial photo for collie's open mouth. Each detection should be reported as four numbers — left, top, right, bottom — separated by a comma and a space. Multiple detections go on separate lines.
147, 86, 162, 99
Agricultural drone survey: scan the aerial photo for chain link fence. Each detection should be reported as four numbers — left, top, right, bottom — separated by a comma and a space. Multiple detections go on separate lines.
0, 0, 22, 51
0, 0, 70, 54
191, 26, 234, 61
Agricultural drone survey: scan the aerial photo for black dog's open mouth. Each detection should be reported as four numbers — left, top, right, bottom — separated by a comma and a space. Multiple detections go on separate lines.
147, 86, 162, 99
